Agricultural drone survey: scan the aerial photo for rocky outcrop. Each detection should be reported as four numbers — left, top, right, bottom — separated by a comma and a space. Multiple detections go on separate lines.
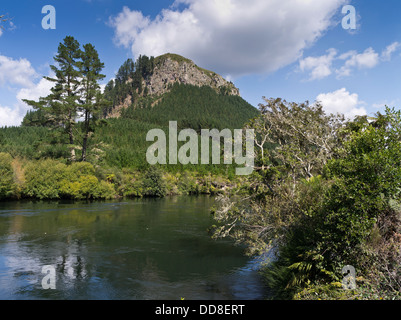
144, 54, 240, 97
106, 53, 241, 118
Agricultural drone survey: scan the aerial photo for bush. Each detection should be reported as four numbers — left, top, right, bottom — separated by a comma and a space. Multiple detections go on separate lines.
115, 170, 144, 198
178, 171, 200, 195
95, 180, 117, 199
316, 109, 401, 269
212, 104, 401, 299
0, 153, 15, 199
264, 108, 401, 298
142, 166, 167, 197
23, 159, 68, 199
23, 159, 116, 200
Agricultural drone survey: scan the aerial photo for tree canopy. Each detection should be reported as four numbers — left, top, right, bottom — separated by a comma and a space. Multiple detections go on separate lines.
212, 102, 401, 299
22, 36, 107, 163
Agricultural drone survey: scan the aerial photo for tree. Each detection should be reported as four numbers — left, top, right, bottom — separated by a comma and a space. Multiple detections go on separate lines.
212, 98, 345, 256
318, 108, 401, 266
214, 101, 401, 297
142, 166, 167, 197
22, 109, 53, 127
23, 36, 82, 162
116, 58, 135, 84
103, 79, 116, 115
253, 98, 344, 181
102, 55, 155, 117
0, 153, 15, 199
78, 43, 106, 162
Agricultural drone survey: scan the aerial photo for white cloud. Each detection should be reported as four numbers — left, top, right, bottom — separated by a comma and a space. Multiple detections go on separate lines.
0, 104, 22, 127
316, 88, 367, 119
336, 48, 379, 78
0, 77, 53, 127
16, 77, 53, 103
300, 42, 400, 80
0, 53, 54, 127
372, 99, 399, 113
109, 0, 347, 77
381, 41, 401, 61
0, 55, 37, 88
299, 48, 337, 80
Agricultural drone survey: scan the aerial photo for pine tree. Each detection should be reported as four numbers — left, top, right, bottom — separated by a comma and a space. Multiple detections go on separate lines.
78, 43, 106, 162
23, 36, 82, 161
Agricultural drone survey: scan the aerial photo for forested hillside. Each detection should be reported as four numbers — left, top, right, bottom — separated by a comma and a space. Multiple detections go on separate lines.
121, 83, 258, 131
0, 39, 259, 201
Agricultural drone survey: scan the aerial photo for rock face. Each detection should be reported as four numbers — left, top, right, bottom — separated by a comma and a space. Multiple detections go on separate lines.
105, 53, 242, 118
144, 53, 240, 97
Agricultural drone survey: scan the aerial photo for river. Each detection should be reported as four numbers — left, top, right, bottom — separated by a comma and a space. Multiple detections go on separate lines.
0, 195, 268, 300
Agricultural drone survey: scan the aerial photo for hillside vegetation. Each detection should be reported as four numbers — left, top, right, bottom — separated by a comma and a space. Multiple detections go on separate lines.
0, 37, 259, 201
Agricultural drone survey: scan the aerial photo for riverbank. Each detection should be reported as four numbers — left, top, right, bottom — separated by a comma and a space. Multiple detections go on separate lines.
0, 153, 240, 201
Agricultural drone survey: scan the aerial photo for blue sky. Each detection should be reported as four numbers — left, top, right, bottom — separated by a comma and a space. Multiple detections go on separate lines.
1, 0, 401, 126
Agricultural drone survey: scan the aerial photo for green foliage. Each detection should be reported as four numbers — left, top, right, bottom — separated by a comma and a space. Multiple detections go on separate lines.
79, 43, 107, 161
104, 55, 155, 113
22, 36, 83, 161
142, 166, 167, 198
23, 160, 115, 200
314, 108, 401, 268
14, 53, 258, 177
22, 109, 53, 127
121, 83, 259, 131
294, 278, 401, 300
116, 171, 144, 198
23, 159, 68, 199
212, 99, 344, 255
177, 171, 201, 195
0, 153, 15, 199
0, 125, 69, 160
2, 49, 256, 200
211, 101, 401, 298
22, 36, 107, 162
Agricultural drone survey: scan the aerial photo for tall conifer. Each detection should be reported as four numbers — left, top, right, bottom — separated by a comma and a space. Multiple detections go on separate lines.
78, 43, 106, 161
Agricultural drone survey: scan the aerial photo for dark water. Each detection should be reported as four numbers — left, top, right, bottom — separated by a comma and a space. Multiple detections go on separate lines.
0, 196, 268, 300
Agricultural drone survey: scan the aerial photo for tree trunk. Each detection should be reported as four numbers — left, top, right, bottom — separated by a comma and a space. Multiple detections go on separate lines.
68, 111, 76, 162
81, 111, 89, 162
68, 127, 75, 162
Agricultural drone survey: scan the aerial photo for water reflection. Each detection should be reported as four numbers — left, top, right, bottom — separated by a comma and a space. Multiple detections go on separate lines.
0, 197, 268, 300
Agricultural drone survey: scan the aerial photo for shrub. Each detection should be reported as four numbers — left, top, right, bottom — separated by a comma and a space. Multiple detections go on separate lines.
95, 180, 117, 199
23, 159, 116, 200
114, 169, 144, 198
0, 153, 15, 199
178, 171, 199, 195
142, 166, 167, 197
23, 159, 68, 199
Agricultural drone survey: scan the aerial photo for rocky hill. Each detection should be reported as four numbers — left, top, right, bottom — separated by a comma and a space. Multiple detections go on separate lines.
146, 53, 240, 97
103, 53, 241, 118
